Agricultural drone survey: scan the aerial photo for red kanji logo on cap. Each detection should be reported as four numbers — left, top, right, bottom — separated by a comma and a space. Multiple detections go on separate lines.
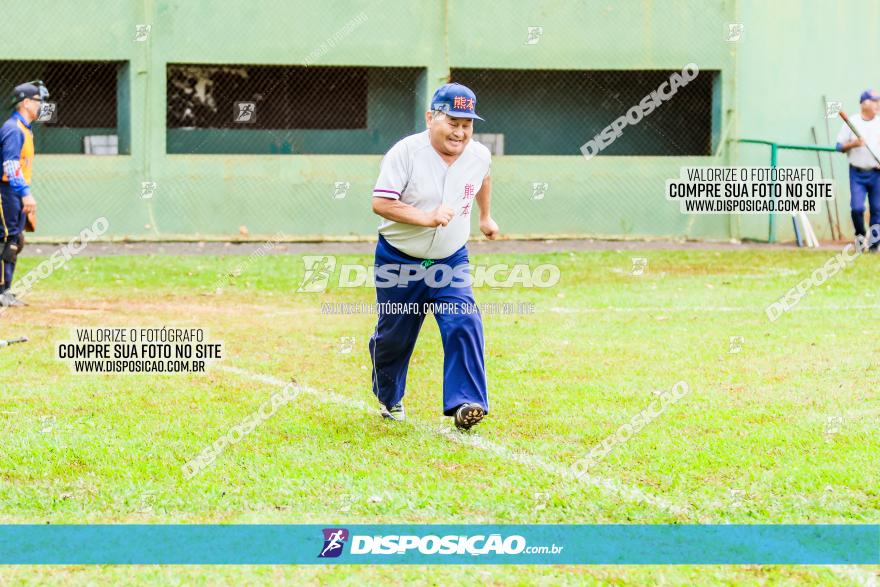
453, 96, 474, 111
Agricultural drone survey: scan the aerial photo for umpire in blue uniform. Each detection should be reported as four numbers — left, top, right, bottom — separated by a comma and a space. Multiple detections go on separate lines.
369, 83, 499, 430
0, 81, 47, 306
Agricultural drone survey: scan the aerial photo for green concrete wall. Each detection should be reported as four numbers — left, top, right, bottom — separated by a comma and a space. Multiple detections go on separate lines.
0, 0, 869, 242
734, 0, 880, 242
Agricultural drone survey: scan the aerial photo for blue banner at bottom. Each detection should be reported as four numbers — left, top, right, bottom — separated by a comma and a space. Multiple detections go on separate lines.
0, 525, 876, 565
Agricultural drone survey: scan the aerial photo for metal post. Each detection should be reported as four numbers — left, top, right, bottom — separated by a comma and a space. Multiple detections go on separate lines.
769, 143, 777, 243
737, 139, 841, 244
811, 126, 837, 240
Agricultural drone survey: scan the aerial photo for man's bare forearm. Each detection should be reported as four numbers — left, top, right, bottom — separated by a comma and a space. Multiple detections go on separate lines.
476, 176, 492, 219
372, 197, 429, 226
842, 139, 864, 153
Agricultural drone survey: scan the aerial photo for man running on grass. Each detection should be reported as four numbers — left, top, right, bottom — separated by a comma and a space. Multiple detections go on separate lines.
369, 82, 498, 430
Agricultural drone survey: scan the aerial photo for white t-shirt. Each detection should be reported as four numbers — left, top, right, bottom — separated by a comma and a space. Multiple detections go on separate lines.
836, 114, 880, 169
372, 130, 491, 259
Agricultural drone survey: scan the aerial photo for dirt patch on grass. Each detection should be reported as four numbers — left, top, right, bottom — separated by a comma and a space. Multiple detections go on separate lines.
22, 238, 816, 258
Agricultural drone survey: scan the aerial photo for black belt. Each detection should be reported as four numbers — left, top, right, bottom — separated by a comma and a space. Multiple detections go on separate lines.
850, 164, 880, 172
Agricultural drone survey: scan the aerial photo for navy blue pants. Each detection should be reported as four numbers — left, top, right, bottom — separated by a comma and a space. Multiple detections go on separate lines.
849, 166, 880, 242
369, 235, 488, 416
0, 187, 24, 292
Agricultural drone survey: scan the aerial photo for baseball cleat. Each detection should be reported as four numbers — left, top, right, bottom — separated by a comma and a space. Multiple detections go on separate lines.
380, 401, 405, 422
454, 403, 485, 430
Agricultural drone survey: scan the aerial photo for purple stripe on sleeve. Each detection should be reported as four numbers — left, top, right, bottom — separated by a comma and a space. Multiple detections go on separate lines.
373, 189, 401, 196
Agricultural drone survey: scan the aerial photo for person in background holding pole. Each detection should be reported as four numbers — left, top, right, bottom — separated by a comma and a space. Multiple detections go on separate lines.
836, 89, 880, 251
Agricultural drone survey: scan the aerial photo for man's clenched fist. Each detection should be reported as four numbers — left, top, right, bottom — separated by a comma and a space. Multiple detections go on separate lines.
480, 216, 499, 240
426, 205, 455, 227
21, 195, 36, 215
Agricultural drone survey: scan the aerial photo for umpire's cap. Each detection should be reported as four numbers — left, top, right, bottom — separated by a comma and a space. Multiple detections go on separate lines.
11, 80, 49, 107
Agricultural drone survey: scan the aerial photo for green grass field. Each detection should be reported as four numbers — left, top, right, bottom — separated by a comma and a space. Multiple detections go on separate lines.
0, 245, 878, 585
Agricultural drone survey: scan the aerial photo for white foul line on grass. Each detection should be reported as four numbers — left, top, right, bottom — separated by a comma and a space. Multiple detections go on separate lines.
549, 304, 880, 314
835, 567, 878, 587
218, 365, 688, 516
218, 365, 878, 585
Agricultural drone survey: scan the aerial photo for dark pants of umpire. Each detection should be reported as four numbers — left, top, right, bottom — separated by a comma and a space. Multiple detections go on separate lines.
849, 166, 880, 248
0, 187, 25, 293
369, 235, 489, 416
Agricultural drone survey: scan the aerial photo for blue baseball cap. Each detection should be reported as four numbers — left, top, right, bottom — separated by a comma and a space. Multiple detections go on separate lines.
860, 89, 880, 103
431, 83, 484, 120
10, 80, 49, 107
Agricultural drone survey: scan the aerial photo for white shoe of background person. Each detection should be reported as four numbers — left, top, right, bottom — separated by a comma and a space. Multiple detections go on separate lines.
0, 292, 26, 307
